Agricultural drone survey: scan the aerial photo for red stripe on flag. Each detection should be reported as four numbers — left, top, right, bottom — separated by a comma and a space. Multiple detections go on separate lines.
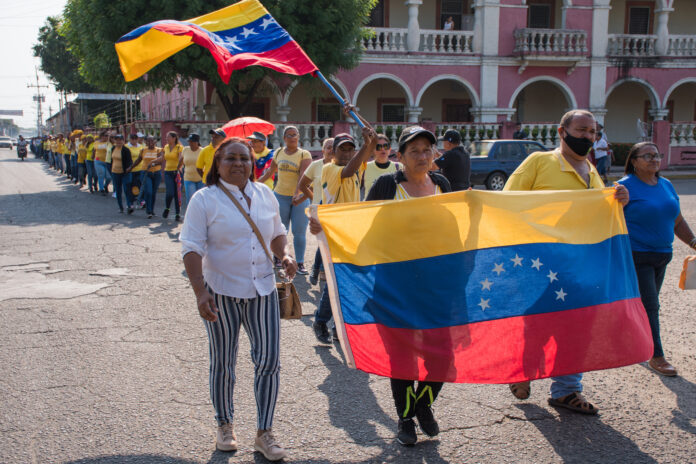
344, 298, 653, 384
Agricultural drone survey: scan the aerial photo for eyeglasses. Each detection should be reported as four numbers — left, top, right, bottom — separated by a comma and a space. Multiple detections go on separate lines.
284, 133, 299, 138
635, 153, 664, 161
375, 143, 390, 150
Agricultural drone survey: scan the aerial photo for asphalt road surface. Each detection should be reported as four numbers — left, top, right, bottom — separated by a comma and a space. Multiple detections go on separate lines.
0, 148, 694, 463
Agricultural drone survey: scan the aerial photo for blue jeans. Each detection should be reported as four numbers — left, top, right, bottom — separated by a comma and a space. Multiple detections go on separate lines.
184, 180, 204, 207
71, 155, 78, 178
314, 284, 333, 325
632, 251, 672, 358
163, 170, 181, 215
550, 373, 583, 399
64, 154, 71, 176
95, 160, 112, 191
274, 192, 309, 264
77, 163, 86, 185
111, 172, 133, 211
85, 160, 97, 191
143, 171, 161, 215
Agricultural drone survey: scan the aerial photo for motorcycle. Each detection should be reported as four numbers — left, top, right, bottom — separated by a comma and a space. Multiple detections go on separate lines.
17, 145, 27, 161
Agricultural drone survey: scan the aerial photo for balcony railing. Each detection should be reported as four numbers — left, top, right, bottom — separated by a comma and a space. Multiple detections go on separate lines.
435, 123, 501, 144
607, 34, 657, 57
667, 35, 696, 57
670, 122, 696, 146
513, 28, 587, 56
521, 123, 559, 147
363, 27, 474, 54
268, 123, 334, 151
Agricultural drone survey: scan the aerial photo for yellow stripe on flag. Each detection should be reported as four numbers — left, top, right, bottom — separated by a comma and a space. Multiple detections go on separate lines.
189, 0, 268, 32
316, 188, 627, 266
116, 28, 193, 82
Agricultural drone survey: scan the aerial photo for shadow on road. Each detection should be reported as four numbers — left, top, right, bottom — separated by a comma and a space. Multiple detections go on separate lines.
515, 403, 657, 463
641, 365, 696, 434
65, 456, 198, 464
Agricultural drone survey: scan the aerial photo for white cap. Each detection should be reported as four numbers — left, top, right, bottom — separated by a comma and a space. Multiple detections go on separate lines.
136, 132, 145, 138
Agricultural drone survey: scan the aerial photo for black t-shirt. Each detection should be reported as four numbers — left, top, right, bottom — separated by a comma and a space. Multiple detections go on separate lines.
434, 145, 470, 191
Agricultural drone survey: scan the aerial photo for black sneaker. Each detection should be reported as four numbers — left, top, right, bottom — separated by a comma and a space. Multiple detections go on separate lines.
331, 326, 338, 340
312, 321, 332, 345
415, 406, 439, 437
296, 263, 308, 275
309, 269, 319, 286
127, 207, 134, 215
397, 418, 417, 446
162, 208, 170, 218
175, 214, 181, 222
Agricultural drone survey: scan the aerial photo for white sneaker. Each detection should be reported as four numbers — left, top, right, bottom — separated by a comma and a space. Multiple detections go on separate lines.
216, 423, 237, 451
254, 431, 287, 461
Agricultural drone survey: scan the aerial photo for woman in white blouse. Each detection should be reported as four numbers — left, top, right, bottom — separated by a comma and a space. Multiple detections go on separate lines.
180, 137, 297, 461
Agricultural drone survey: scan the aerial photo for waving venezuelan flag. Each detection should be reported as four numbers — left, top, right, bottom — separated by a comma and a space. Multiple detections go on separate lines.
313, 189, 653, 384
115, 0, 318, 83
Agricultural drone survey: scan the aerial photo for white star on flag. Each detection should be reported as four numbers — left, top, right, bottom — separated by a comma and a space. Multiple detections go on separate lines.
511, 254, 523, 267
531, 257, 543, 270
493, 263, 505, 276
241, 27, 258, 39
480, 278, 493, 291
478, 298, 490, 311
260, 17, 276, 30
547, 270, 558, 283
555, 288, 567, 301
223, 35, 242, 50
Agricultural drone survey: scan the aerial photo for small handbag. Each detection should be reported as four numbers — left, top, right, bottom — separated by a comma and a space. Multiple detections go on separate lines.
218, 183, 302, 318
678, 255, 696, 290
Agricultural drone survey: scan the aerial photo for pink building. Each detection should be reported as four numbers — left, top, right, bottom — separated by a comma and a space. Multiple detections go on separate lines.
139, 0, 696, 166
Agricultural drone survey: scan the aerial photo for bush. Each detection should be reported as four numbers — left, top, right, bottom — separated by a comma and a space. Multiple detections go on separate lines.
610, 143, 632, 167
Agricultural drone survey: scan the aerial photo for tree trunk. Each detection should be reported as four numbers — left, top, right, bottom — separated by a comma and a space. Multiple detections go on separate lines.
215, 78, 264, 120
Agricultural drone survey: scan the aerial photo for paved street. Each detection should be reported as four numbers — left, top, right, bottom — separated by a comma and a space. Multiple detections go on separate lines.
0, 147, 694, 464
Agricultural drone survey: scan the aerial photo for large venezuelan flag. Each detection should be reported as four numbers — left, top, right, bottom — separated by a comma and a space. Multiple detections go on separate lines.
313, 189, 653, 384
115, 0, 318, 83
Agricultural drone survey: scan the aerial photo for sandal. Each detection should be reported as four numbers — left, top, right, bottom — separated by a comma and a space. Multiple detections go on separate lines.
548, 392, 598, 415
509, 381, 531, 400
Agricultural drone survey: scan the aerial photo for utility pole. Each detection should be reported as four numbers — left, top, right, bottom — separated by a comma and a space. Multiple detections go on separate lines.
27, 68, 48, 136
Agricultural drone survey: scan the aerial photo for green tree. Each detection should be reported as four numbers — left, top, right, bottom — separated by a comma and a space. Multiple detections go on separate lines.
32, 16, 99, 93
61, 0, 376, 119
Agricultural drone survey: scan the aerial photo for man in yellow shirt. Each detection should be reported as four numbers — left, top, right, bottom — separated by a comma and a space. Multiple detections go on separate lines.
313, 126, 377, 345
504, 109, 629, 416
196, 128, 226, 184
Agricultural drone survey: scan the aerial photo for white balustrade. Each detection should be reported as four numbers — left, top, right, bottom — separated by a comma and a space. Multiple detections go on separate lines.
521, 123, 559, 147
419, 29, 474, 54
667, 35, 696, 57
670, 122, 696, 146
362, 27, 408, 52
513, 29, 587, 55
179, 122, 220, 146
350, 123, 406, 148
607, 34, 657, 57
435, 123, 500, 144
134, 122, 162, 141
268, 123, 334, 151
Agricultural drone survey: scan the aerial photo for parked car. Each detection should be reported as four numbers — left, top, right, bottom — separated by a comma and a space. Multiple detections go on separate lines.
0, 136, 12, 149
469, 139, 548, 190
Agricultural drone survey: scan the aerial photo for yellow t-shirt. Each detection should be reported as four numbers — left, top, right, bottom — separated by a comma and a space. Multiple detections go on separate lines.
77, 140, 87, 163
141, 148, 162, 173
93, 141, 110, 162
164, 143, 183, 171
363, 160, 401, 194
321, 162, 365, 205
273, 148, 312, 196
196, 144, 216, 184
303, 158, 325, 205
503, 149, 604, 192
111, 147, 124, 174
85, 142, 95, 161
50, 141, 57, 152
128, 143, 144, 172
182, 146, 202, 182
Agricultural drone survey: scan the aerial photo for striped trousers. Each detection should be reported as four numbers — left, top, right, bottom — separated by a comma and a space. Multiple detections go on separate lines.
204, 287, 281, 430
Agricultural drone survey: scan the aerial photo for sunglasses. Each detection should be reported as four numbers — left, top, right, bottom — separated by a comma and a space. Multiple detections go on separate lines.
375, 143, 390, 150
635, 153, 663, 161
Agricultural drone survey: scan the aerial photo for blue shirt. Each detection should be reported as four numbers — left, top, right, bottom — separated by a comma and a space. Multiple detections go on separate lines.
618, 174, 680, 253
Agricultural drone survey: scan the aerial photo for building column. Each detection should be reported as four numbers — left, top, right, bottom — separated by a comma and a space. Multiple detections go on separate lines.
405, 0, 422, 52
474, 1, 501, 122
589, 0, 611, 114
203, 104, 217, 121
406, 106, 422, 123
655, 1, 674, 56
275, 105, 291, 122
649, 109, 670, 121
591, 108, 608, 125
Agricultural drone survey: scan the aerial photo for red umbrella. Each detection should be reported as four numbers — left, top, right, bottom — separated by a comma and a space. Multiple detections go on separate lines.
221, 117, 276, 138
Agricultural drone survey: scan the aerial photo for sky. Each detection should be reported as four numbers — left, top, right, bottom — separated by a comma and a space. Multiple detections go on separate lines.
0, 0, 68, 131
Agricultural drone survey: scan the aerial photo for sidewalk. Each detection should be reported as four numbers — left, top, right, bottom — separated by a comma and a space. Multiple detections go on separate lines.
608, 166, 696, 182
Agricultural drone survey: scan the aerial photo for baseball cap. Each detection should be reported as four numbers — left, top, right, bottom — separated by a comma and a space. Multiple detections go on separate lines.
333, 133, 356, 149
187, 133, 200, 142
209, 128, 226, 138
136, 132, 145, 138
247, 131, 267, 142
438, 129, 462, 144
398, 126, 437, 152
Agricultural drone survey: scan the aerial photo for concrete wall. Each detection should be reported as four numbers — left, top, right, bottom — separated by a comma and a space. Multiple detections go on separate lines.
605, 81, 652, 143
670, 0, 696, 35
286, 82, 333, 122
419, 79, 475, 121
355, 79, 411, 121
389, 0, 409, 28
514, 81, 569, 122
668, 82, 696, 121
608, 0, 627, 34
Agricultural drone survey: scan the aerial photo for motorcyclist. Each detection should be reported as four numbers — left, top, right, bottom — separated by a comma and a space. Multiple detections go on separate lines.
16, 135, 28, 160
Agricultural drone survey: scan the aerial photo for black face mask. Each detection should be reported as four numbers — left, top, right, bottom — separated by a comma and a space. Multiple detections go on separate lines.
562, 131, 594, 157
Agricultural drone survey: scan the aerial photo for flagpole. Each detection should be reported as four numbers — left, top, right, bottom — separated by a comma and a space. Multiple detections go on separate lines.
315, 71, 365, 129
